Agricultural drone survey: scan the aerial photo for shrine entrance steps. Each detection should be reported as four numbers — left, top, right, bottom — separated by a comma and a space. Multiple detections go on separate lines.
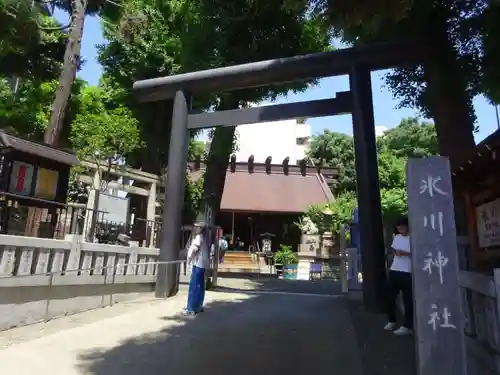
218, 251, 263, 274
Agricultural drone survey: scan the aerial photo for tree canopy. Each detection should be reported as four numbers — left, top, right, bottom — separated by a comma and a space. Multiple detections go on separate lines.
306, 117, 438, 231
69, 85, 143, 164
1, 0, 495, 231
0, 1, 66, 81
98, 0, 333, 225
311, 0, 496, 161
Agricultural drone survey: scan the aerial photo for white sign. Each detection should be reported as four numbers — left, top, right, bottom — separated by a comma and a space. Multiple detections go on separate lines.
98, 193, 129, 224
262, 238, 272, 252
476, 198, 500, 248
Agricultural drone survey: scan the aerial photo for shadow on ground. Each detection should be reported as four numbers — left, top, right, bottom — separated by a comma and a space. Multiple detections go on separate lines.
76, 277, 415, 375
347, 293, 416, 375
214, 274, 343, 295
76, 279, 360, 375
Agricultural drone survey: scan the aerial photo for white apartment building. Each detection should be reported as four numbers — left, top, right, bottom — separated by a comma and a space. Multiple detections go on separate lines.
203, 119, 311, 165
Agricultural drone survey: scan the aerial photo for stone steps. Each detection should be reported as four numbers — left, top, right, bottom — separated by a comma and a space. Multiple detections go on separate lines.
222, 251, 255, 265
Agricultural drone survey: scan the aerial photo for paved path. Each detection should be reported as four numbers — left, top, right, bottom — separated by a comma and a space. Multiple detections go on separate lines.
0, 282, 363, 375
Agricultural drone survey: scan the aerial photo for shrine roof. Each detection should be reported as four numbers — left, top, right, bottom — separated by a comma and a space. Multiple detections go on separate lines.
189, 161, 335, 213
0, 132, 79, 166
453, 129, 500, 188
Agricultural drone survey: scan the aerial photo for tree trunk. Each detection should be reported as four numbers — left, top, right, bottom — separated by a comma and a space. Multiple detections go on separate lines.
193, 96, 240, 228
420, 4, 476, 163
196, 126, 236, 226
44, 0, 87, 146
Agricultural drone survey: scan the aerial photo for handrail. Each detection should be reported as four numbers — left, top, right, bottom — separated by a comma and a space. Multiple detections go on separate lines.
0, 260, 191, 280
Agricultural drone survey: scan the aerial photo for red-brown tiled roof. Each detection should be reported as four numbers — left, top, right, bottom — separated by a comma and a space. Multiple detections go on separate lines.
220, 169, 333, 213
187, 161, 336, 213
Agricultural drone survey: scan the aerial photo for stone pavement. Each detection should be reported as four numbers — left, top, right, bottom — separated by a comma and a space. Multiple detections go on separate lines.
0, 278, 363, 375
346, 292, 416, 375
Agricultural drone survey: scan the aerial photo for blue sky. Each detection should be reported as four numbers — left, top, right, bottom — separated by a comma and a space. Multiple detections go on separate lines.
69, 12, 499, 143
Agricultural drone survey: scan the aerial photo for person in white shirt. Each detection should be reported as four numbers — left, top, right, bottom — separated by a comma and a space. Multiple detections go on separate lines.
184, 222, 210, 316
384, 217, 413, 336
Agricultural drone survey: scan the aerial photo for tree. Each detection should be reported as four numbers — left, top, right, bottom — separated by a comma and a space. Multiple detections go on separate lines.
69, 85, 143, 166
188, 140, 207, 161
305, 117, 438, 229
377, 117, 438, 158
98, 0, 194, 175
481, 2, 500, 104
69, 84, 143, 238
307, 130, 356, 194
183, 0, 332, 225
99, 0, 332, 226
0, 1, 67, 81
44, 0, 121, 146
312, 0, 487, 161
0, 76, 85, 141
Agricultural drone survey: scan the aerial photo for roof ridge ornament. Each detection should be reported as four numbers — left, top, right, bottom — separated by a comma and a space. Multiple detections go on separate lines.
248, 155, 254, 173
283, 156, 290, 175
230, 154, 237, 173
265, 156, 272, 174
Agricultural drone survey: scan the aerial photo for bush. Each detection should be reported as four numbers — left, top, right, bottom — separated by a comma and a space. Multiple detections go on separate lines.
273, 245, 297, 265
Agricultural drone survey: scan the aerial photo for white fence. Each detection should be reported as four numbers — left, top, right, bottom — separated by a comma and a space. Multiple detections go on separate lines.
0, 234, 191, 331
0, 235, 161, 287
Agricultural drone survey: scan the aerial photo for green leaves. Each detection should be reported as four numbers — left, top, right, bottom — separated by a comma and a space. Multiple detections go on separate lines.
377, 117, 438, 158
0, 2, 66, 80
274, 245, 297, 265
69, 85, 143, 163
305, 117, 437, 232
307, 130, 356, 194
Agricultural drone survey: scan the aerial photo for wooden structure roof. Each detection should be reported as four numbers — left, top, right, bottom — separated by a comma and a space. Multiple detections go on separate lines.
0, 132, 79, 166
188, 157, 336, 214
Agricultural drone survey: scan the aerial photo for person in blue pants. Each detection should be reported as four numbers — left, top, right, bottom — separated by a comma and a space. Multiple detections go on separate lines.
184, 223, 210, 316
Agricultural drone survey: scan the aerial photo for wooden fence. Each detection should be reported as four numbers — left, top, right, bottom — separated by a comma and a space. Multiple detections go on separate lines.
459, 269, 500, 374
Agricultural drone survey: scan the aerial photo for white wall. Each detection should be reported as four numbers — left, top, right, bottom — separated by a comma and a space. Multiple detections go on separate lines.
233, 119, 311, 164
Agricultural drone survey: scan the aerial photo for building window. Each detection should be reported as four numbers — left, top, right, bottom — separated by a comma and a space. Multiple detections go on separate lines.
296, 137, 309, 145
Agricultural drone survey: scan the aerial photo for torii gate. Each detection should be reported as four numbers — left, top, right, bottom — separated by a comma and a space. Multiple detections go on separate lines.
133, 41, 424, 312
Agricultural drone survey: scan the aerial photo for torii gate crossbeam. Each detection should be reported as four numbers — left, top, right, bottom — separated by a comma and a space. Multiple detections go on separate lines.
133, 41, 424, 312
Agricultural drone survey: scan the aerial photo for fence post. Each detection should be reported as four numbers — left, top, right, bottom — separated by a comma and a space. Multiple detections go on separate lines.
212, 227, 220, 287
494, 269, 500, 349
339, 224, 348, 293
44, 273, 55, 322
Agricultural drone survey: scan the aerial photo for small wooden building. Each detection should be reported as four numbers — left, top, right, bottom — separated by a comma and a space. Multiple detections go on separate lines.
0, 132, 79, 237
190, 155, 336, 252
453, 129, 500, 272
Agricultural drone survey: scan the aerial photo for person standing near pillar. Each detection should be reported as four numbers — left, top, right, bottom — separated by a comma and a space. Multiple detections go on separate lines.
219, 235, 228, 264
183, 222, 210, 316
384, 217, 413, 336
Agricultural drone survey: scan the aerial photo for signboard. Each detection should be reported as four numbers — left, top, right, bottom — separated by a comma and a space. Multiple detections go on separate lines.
262, 238, 272, 252
34, 168, 59, 200
406, 157, 466, 375
8, 161, 35, 196
476, 197, 500, 248
98, 193, 129, 224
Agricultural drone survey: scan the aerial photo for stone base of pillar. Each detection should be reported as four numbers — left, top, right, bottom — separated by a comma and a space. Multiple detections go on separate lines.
296, 253, 316, 280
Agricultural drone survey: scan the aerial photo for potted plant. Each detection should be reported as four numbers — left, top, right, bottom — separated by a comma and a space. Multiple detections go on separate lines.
274, 244, 298, 280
